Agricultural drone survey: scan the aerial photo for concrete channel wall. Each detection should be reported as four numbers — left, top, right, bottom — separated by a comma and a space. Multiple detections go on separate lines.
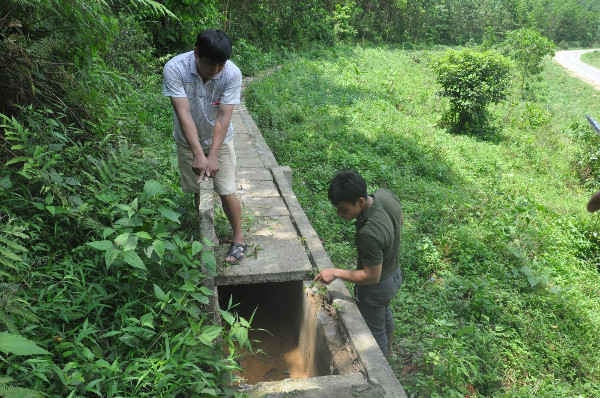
198, 104, 407, 398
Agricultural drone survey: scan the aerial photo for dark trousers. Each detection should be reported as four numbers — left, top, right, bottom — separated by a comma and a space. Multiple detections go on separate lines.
355, 267, 402, 357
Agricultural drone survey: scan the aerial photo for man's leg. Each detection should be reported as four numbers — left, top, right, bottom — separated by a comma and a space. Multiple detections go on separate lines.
355, 268, 402, 357
356, 292, 389, 356
385, 305, 394, 356
220, 193, 243, 244
214, 140, 245, 263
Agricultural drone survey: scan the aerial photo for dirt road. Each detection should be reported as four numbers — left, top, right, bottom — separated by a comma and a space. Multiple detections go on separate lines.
554, 49, 600, 90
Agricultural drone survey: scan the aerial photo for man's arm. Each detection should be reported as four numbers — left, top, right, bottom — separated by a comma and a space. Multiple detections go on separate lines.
170, 97, 209, 178
314, 264, 382, 285
205, 103, 234, 175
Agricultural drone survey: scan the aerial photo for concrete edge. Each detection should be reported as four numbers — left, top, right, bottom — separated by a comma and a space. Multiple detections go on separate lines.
215, 270, 313, 286
270, 166, 407, 398
245, 374, 381, 397
238, 104, 279, 169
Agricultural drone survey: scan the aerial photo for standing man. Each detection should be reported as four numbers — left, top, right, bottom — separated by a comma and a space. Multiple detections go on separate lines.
314, 170, 403, 357
163, 29, 246, 264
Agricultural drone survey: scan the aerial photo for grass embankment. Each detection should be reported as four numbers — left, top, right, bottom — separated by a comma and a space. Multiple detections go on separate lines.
245, 46, 600, 397
581, 50, 600, 69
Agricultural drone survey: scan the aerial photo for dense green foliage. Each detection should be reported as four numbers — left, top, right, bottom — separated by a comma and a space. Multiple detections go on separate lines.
1, 101, 249, 397
140, 0, 600, 57
433, 49, 512, 132
226, 0, 600, 48
501, 29, 556, 91
1, 1, 250, 396
245, 46, 600, 397
581, 50, 600, 69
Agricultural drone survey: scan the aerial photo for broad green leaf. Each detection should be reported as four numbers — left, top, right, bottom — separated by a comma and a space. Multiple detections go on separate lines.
95, 192, 119, 203
81, 346, 94, 361
191, 241, 203, 256
114, 233, 129, 247
114, 233, 137, 251
46, 205, 70, 216
143, 245, 154, 259
158, 206, 181, 224
86, 240, 114, 251
130, 198, 138, 212
0, 332, 50, 356
198, 325, 222, 345
143, 179, 165, 196
104, 248, 120, 269
190, 292, 209, 305
219, 309, 235, 326
122, 251, 146, 270
102, 227, 115, 239
140, 313, 154, 329
153, 284, 168, 301
198, 286, 214, 296
136, 231, 152, 240
152, 239, 166, 258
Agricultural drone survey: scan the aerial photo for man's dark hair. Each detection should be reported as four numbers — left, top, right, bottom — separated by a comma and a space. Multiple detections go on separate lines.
195, 29, 232, 64
328, 170, 368, 205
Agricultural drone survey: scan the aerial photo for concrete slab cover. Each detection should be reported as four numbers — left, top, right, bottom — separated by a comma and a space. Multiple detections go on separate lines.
243, 196, 290, 217
238, 167, 273, 182
216, 216, 312, 285
238, 179, 281, 198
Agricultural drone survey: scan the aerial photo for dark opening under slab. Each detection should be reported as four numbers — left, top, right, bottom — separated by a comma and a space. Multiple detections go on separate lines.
218, 281, 333, 385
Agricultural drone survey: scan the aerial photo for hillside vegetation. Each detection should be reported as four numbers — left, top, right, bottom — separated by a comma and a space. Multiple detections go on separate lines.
245, 46, 600, 397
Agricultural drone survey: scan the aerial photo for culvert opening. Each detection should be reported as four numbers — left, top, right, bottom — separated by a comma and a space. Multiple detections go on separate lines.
218, 280, 349, 385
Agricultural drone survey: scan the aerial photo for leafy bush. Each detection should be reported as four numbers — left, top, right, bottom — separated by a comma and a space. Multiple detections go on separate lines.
502, 28, 556, 91
433, 49, 512, 132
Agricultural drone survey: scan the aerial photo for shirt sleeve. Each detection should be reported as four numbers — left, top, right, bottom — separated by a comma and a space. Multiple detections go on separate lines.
221, 65, 242, 105
162, 62, 187, 98
356, 231, 384, 268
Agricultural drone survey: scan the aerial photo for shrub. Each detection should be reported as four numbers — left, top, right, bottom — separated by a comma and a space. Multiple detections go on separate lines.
433, 49, 512, 132
502, 28, 556, 91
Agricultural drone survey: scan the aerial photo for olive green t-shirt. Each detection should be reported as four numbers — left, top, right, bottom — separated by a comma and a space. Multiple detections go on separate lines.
355, 188, 403, 280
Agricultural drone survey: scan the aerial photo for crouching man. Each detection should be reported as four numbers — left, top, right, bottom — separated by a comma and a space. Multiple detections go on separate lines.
314, 170, 403, 357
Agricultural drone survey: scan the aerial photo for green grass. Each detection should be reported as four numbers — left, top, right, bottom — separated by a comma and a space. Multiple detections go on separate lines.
245, 45, 600, 397
581, 50, 600, 69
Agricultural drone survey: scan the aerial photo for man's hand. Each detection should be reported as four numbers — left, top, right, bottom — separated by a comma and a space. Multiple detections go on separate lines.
192, 152, 210, 181
205, 152, 219, 177
193, 152, 219, 183
314, 268, 338, 284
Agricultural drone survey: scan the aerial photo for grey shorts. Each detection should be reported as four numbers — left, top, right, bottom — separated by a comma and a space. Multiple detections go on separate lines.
176, 140, 237, 195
